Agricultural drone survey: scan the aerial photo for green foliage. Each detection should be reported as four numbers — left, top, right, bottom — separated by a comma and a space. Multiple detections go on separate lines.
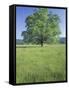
16, 44, 66, 83
22, 8, 61, 46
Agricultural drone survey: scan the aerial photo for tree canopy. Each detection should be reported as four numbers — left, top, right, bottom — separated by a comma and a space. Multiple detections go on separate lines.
21, 8, 61, 46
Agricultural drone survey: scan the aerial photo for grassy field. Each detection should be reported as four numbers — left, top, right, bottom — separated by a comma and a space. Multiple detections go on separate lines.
16, 44, 66, 83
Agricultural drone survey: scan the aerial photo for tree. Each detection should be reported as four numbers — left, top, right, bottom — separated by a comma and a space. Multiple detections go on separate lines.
22, 8, 61, 46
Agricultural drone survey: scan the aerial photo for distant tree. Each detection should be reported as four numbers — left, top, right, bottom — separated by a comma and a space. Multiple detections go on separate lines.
21, 8, 61, 46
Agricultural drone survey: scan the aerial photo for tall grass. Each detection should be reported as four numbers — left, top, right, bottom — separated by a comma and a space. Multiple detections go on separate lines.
16, 44, 66, 83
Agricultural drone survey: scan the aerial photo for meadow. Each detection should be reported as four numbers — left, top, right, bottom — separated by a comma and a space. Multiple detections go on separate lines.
16, 44, 66, 83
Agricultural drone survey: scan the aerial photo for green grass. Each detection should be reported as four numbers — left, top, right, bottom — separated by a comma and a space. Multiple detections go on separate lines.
16, 44, 66, 83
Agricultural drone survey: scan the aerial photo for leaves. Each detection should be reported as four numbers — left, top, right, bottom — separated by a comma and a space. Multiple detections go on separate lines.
22, 8, 61, 45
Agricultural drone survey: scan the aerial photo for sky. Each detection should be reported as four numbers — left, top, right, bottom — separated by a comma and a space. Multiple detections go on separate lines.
16, 6, 66, 40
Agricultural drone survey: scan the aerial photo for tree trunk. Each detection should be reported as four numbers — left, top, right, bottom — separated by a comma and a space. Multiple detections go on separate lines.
40, 33, 43, 47
41, 40, 43, 47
